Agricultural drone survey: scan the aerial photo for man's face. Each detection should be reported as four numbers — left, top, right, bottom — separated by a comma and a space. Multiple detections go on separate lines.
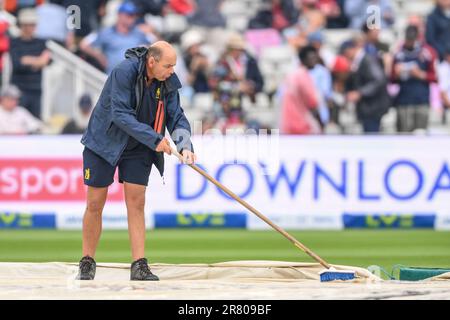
148, 52, 177, 81
343, 47, 357, 61
404, 25, 419, 49
117, 13, 137, 29
404, 39, 416, 49
304, 51, 318, 69
228, 48, 243, 60
367, 29, 380, 42
21, 23, 36, 37
1, 97, 19, 111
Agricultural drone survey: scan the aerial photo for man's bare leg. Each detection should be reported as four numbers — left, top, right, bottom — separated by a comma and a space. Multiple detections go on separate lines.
124, 182, 147, 261
82, 186, 108, 258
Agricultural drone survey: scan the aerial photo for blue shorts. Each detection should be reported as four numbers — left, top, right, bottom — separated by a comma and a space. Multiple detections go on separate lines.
83, 145, 155, 187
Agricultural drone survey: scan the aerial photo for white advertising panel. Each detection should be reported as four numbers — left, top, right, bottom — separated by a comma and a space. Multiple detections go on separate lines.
0, 136, 448, 230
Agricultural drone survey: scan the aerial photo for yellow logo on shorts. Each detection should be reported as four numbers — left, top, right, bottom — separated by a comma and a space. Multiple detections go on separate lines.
85, 168, 90, 180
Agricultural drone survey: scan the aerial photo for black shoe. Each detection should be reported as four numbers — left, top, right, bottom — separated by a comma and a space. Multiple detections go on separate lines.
130, 258, 159, 281
76, 256, 96, 280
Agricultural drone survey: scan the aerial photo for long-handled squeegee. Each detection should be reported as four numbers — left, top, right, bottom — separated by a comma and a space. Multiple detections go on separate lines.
171, 148, 355, 282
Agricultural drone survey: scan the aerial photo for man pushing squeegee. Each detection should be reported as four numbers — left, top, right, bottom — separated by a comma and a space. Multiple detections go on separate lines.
78, 40, 355, 282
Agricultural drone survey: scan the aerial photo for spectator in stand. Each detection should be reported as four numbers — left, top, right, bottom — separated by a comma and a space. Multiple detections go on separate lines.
248, 0, 299, 32
180, 29, 210, 94
341, 38, 391, 133
307, 31, 336, 68
280, 46, 320, 135
329, 55, 351, 132
301, 45, 332, 129
0, 18, 9, 87
9, 8, 51, 119
426, 0, 450, 61
3, 0, 44, 16
391, 25, 438, 133
390, 15, 426, 58
61, 0, 108, 52
80, 1, 155, 74
188, 0, 226, 28
0, 85, 43, 135
284, 0, 325, 51
61, 93, 93, 134
35, 0, 68, 45
345, 0, 394, 30
209, 33, 264, 119
438, 46, 450, 124
361, 24, 391, 73
408, 15, 426, 42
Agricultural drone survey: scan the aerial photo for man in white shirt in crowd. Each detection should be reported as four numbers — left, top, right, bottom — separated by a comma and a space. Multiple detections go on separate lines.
0, 85, 43, 135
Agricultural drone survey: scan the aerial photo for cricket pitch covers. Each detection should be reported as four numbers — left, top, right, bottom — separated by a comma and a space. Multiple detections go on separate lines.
0, 261, 449, 300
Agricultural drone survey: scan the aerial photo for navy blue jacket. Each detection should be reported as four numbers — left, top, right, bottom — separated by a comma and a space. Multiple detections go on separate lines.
426, 6, 450, 61
392, 43, 438, 106
81, 46, 193, 177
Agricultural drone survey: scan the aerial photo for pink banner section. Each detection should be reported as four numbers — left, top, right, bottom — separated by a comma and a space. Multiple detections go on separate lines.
0, 159, 124, 202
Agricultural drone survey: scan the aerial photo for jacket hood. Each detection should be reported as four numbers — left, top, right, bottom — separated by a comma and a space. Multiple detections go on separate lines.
125, 46, 149, 59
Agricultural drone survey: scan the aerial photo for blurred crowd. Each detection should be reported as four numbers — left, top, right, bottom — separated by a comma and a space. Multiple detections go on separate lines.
0, 0, 450, 136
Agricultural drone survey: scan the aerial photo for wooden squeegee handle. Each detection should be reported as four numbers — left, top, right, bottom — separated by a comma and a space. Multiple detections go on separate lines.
171, 148, 331, 269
